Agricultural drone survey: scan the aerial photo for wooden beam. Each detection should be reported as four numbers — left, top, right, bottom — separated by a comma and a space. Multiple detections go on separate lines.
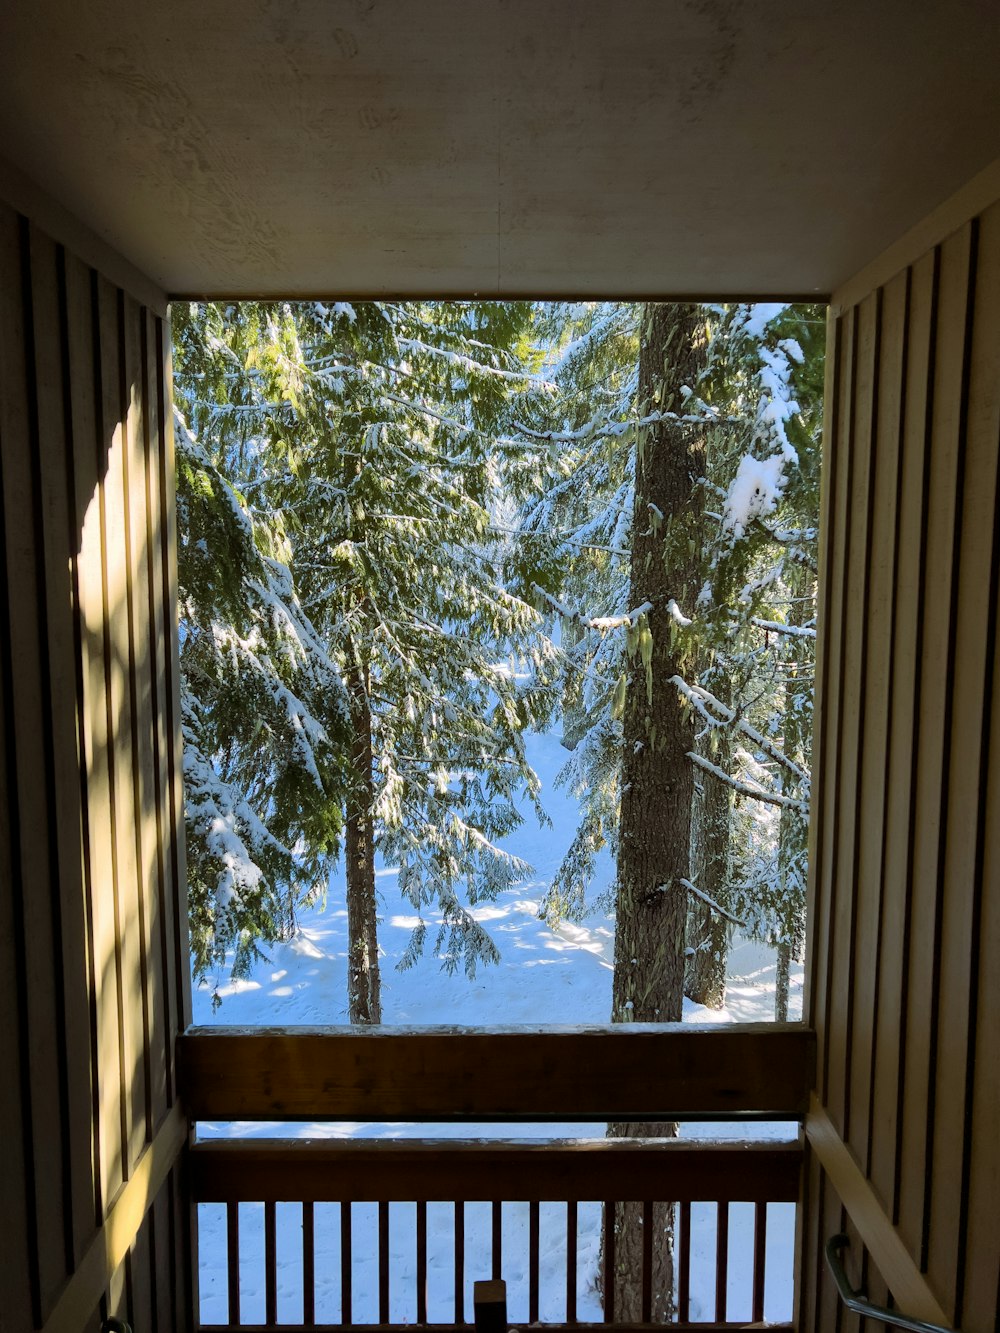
805, 1097, 951, 1329
190, 1137, 802, 1205
178, 1023, 815, 1121
39, 1103, 188, 1333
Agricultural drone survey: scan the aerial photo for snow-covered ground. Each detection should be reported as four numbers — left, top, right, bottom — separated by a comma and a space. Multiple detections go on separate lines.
194, 732, 804, 1325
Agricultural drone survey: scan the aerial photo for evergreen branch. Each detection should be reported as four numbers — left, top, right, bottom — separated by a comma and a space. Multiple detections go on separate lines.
679, 878, 746, 927
686, 751, 808, 812
750, 617, 817, 639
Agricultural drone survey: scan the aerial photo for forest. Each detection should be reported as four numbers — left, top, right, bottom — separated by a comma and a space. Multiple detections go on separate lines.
171, 299, 823, 1029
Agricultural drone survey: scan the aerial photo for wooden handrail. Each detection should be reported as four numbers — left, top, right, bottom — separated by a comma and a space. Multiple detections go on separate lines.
190, 1136, 803, 1204
178, 1023, 815, 1121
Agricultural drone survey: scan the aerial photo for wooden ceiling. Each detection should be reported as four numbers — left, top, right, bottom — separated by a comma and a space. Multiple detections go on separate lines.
1, 0, 999, 299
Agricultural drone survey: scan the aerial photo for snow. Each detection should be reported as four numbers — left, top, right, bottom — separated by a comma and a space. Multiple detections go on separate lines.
723, 453, 788, 538
193, 731, 803, 1327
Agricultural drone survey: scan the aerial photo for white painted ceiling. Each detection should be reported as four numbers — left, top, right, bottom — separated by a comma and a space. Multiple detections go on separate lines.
2, 0, 999, 298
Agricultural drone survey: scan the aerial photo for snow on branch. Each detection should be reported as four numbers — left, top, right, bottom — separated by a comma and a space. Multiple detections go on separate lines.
679, 878, 746, 927
671, 675, 810, 788
532, 584, 652, 631
750, 617, 816, 639
686, 751, 808, 812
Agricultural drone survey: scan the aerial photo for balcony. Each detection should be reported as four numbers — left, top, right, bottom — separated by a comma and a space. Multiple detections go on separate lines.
179, 1024, 814, 1332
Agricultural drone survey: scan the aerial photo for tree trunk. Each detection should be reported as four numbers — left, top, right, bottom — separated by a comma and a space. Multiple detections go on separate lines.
775, 940, 791, 1022
614, 301, 707, 1023
607, 303, 707, 1321
685, 674, 733, 1009
345, 653, 381, 1025
774, 562, 810, 1020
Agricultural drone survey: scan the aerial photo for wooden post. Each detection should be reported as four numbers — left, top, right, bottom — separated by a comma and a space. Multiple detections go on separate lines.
473, 1278, 507, 1333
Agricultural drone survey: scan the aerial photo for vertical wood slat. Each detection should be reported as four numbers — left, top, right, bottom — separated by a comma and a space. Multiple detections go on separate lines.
378, 1201, 390, 1325
142, 305, 179, 1110
565, 1199, 577, 1323
302, 1202, 315, 1326
922, 217, 983, 1320
264, 1200, 277, 1327
453, 1201, 464, 1324
850, 272, 905, 1175
28, 225, 99, 1271
0, 211, 38, 1333
491, 1201, 502, 1282
824, 290, 878, 1139
812, 306, 855, 1101
898, 224, 973, 1274
961, 425, 1000, 1332
416, 1200, 427, 1325
528, 1200, 540, 1324
714, 1201, 729, 1323
753, 1202, 767, 1323
158, 318, 194, 1032
340, 1202, 352, 1325
0, 202, 71, 1322
868, 252, 935, 1223
933, 201, 1000, 1329
226, 1202, 240, 1326
677, 1200, 691, 1324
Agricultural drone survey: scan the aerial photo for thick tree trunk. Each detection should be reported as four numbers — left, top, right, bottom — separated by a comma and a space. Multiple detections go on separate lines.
614, 302, 707, 1023
775, 941, 791, 1022
345, 655, 381, 1025
607, 303, 707, 1321
685, 675, 733, 1009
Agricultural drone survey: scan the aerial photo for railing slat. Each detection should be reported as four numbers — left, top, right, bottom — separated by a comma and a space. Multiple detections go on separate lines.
303, 1202, 315, 1326
529, 1200, 540, 1324
227, 1202, 240, 1327
565, 1200, 577, 1324
678, 1200, 691, 1323
378, 1202, 390, 1324
340, 1203, 352, 1326
454, 1201, 464, 1324
752, 1201, 767, 1322
715, 1201, 729, 1323
265, 1201, 277, 1327
416, 1201, 427, 1325
491, 1201, 502, 1281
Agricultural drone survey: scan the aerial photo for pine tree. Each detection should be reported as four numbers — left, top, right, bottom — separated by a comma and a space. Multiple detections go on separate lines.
173, 409, 348, 998
173, 300, 558, 1018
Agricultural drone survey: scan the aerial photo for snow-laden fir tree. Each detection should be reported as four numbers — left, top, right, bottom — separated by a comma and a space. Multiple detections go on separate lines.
174, 410, 349, 998
172, 300, 559, 1019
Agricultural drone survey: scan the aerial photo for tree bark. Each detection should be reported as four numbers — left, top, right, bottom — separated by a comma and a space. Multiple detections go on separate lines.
685, 674, 732, 1009
614, 302, 707, 1026
345, 651, 381, 1025
607, 303, 707, 1321
774, 561, 810, 1020
775, 940, 791, 1022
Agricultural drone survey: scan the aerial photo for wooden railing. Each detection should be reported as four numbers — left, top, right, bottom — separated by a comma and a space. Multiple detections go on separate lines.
178, 1024, 814, 1332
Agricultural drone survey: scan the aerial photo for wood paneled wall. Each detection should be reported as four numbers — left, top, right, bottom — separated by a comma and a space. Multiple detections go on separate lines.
803, 195, 1000, 1332
0, 204, 192, 1333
